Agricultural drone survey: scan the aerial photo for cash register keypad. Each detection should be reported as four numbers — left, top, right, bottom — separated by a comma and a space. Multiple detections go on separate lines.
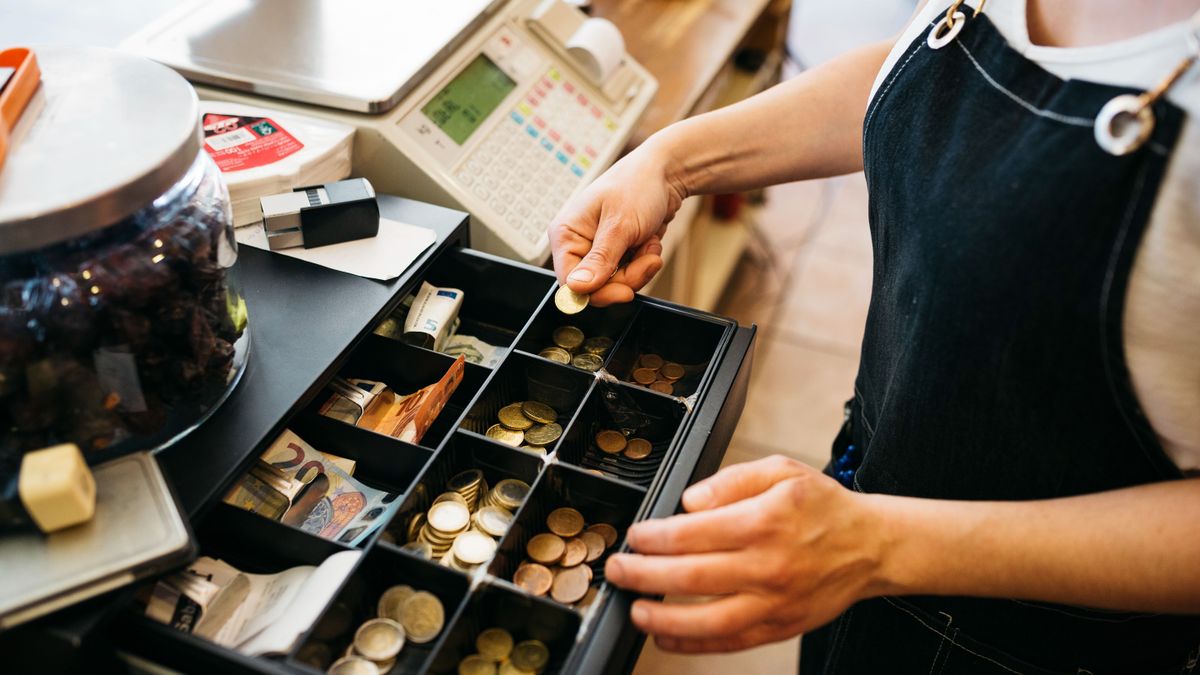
454, 68, 618, 245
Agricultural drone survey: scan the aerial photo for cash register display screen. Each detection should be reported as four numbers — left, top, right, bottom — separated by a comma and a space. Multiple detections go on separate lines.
422, 55, 516, 145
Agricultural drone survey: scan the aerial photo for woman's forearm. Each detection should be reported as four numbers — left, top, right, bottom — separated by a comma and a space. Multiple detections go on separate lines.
646, 39, 894, 198
873, 478, 1200, 613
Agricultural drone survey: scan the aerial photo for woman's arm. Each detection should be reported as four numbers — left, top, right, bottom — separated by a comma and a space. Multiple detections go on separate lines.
605, 456, 1200, 653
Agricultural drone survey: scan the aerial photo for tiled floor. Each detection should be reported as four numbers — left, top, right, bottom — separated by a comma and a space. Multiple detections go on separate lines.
631, 172, 874, 675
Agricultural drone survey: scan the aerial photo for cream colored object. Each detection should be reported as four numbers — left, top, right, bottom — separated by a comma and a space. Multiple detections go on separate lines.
17, 444, 96, 533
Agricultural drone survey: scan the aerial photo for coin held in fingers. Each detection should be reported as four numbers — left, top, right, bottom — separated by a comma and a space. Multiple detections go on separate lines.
555, 284, 589, 315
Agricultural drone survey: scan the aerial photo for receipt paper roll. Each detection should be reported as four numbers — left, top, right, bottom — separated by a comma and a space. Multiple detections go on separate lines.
566, 17, 625, 84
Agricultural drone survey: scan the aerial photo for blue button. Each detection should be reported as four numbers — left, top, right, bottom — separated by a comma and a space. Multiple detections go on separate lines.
510, 111, 524, 124
541, 138, 554, 151
570, 164, 584, 177
526, 125, 539, 138
555, 151, 569, 164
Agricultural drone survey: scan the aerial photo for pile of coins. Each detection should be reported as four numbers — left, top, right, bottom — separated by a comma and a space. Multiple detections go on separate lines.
626, 354, 684, 395
594, 429, 654, 461
402, 470, 530, 572
537, 325, 613, 373
485, 401, 563, 454
458, 627, 551, 675
513, 507, 619, 607
319, 585, 446, 675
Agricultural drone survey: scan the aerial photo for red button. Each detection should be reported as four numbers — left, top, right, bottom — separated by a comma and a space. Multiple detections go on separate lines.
533, 116, 547, 129
590, 106, 602, 118
563, 143, 576, 155
526, 96, 539, 107
563, 82, 575, 93
548, 130, 562, 142
577, 94, 588, 106
534, 87, 547, 98
540, 77, 553, 89
584, 145, 598, 158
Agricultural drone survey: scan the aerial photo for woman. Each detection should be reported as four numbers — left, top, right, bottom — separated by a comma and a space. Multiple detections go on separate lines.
548, 1, 1200, 672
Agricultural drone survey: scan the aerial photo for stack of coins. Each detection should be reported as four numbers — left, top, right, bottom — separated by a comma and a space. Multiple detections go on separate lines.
404, 473, 530, 570
322, 586, 447, 674
485, 401, 562, 454
537, 325, 613, 373
594, 429, 654, 461
512, 507, 619, 608
458, 627, 551, 675
627, 354, 684, 395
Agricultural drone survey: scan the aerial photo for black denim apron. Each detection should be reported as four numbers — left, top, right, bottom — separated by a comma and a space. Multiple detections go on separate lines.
799, 9, 1200, 675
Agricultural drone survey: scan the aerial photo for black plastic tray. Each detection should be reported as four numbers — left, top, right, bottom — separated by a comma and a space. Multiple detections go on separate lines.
116, 243, 757, 675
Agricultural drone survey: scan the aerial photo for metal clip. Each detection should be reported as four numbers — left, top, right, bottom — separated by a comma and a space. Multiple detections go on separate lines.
928, 0, 989, 50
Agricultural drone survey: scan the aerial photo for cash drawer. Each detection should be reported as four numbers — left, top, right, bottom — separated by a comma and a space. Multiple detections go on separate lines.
113, 204, 756, 675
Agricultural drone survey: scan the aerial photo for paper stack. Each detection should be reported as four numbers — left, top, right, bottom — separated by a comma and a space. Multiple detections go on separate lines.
198, 102, 355, 227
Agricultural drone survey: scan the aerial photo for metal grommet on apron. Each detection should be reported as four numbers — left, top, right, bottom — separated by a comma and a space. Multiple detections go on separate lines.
926, 0, 990, 50
1095, 10, 1200, 155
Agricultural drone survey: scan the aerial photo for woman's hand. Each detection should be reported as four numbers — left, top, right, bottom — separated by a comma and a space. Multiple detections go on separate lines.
604, 455, 892, 653
548, 138, 688, 306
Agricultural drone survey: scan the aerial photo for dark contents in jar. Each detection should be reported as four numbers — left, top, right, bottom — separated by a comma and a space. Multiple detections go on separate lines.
0, 165, 246, 460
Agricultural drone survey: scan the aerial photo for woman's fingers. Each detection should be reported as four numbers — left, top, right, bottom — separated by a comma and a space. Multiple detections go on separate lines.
630, 594, 773, 639
654, 621, 804, 653
605, 551, 756, 596
682, 455, 812, 512
623, 494, 778, 555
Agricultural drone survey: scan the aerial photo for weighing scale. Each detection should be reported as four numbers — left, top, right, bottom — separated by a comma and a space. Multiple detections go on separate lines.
125, 0, 658, 264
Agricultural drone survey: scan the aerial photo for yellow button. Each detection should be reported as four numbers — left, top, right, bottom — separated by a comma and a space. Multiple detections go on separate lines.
548, 68, 562, 81
605, 118, 618, 131
518, 103, 533, 117
578, 156, 592, 169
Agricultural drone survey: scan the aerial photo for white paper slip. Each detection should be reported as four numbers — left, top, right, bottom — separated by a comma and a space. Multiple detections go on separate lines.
235, 216, 436, 281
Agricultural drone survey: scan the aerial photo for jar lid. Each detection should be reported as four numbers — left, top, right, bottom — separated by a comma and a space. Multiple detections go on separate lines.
0, 46, 201, 255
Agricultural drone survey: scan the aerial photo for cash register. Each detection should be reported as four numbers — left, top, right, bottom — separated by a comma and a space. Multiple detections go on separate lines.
125, 0, 658, 265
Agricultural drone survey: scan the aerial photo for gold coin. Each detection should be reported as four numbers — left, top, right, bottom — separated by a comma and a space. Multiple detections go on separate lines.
538, 347, 572, 364
328, 656, 381, 675
624, 437, 653, 460
433, 491, 469, 508
476, 627, 515, 662
561, 537, 587, 567
552, 325, 585, 351
649, 381, 674, 395
377, 584, 415, 621
499, 661, 537, 675
521, 400, 557, 424
526, 533, 566, 565
427, 501, 470, 533
571, 353, 604, 372
486, 424, 525, 447
497, 404, 533, 431
513, 562, 554, 596
520, 445, 548, 456
458, 654, 498, 675
586, 523, 619, 549
660, 362, 685, 381
579, 531, 607, 562
595, 429, 626, 454
632, 368, 658, 385
474, 505, 514, 538
582, 336, 613, 355
523, 422, 562, 447
448, 469, 484, 493
511, 640, 551, 672
546, 507, 585, 538
638, 354, 664, 370
401, 591, 445, 644
491, 479, 531, 509
551, 564, 591, 604
554, 284, 589, 314
452, 530, 498, 565
406, 512, 426, 543
353, 618, 405, 662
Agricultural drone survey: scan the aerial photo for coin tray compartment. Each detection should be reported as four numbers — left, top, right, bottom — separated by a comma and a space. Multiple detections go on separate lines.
488, 464, 646, 595
556, 382, 687, 487
406, 248, 556, 350
425, 583, 582, 675
379, 432, 544, 563
459, 352, 593, 449
607, 304, 728, 398
289, 545, 470, 674
298, 335, 491, 451
515, 301, 638, 368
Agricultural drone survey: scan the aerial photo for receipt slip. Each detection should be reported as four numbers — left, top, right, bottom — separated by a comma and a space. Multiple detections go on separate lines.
0, 48, 41, 173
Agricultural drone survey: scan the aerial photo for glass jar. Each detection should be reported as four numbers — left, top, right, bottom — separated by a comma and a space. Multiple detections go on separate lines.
0, 47, 250, 463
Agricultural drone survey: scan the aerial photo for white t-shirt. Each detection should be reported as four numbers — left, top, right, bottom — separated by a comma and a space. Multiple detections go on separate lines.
873, 0, 1200, 471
